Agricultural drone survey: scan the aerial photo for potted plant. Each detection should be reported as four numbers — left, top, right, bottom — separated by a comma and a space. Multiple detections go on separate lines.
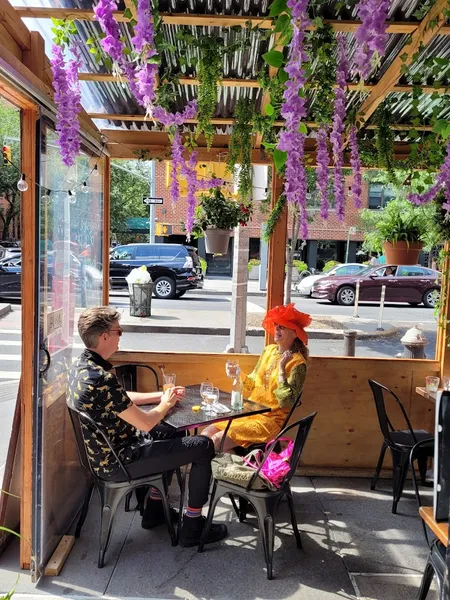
193, 187, 252, 254
361, 198, 427, 265
248, 258, 260, 279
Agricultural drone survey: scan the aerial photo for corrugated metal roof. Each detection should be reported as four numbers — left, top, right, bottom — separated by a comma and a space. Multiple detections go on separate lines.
10, 0, 450, 140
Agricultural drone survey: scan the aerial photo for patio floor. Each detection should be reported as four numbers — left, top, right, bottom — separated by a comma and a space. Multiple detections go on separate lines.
0, 476, 438, 600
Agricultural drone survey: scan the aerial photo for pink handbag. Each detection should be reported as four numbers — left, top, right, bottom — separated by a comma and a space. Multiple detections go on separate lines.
243, 438, 294, 489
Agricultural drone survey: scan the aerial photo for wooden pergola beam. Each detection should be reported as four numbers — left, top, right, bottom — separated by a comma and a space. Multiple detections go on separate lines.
0, 0, 31, 50
92, 113, 434, 131
356, 0, 450, 128
15, 7, 449, 35
79, 72, 449, 95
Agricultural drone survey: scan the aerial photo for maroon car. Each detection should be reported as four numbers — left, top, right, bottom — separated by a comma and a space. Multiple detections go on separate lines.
311, 264, 441, 308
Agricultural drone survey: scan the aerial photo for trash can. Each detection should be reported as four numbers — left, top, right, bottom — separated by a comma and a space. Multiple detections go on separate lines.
129, 283, 153, 317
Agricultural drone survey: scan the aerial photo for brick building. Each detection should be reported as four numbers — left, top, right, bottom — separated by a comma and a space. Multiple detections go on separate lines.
145, 162, 377, 275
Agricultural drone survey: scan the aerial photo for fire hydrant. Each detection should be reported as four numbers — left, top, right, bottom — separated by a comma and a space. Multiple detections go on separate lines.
398, 326, 429, 359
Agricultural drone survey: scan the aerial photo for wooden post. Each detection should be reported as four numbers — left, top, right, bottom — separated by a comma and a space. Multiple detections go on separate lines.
20, 106, 38, 569
265, 171, 287, 345
23, 32, 46, 81
102, 157, 111, 306
437, 241, 450, 377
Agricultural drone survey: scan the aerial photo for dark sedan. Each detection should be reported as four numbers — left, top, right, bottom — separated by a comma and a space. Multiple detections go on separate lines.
311, 264, 441, 308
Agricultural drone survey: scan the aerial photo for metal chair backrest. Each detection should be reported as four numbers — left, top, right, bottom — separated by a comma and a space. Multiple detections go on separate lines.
368, 379, 417, 448
247, 412, 317, 492
410, 438, 435, 547
67, 403, 131, 482
112, 363, 160, 392
280, 392, 303, 431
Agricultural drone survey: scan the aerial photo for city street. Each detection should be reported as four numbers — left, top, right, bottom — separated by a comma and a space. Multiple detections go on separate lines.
0, 292, 438, 385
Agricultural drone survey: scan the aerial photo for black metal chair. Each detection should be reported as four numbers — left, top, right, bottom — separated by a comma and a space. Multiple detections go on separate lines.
67, 404, 184, 568
112, 363, 161, 513
198, 413, 317, 580
409, 439, 445, 599
368, 379, 433, 514
112, 363, 160, 393
232, 392, 304, 521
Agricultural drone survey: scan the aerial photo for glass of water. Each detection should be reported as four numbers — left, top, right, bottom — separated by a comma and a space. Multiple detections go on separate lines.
203, 387, 219, 413
200, 381, 213, 406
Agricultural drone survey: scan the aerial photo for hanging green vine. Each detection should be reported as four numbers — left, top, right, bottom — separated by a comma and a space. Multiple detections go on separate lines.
175, 29, 252, 148
307, 21, 337, 125
263, 193, 286, 242
227, 97, 254, 203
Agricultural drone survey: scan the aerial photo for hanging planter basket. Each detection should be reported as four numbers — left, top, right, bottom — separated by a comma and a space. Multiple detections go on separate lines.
383, 241, 424, 266
204, 228, 232, 254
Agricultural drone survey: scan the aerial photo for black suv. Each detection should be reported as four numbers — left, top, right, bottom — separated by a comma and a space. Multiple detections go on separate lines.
109, 243, 203, 299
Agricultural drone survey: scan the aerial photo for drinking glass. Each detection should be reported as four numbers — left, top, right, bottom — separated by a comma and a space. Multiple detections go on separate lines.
426, 376, 440, 393
225, 360, 240, 379
443, 376, 450, 391
203, 387, 219, 413
163, 373, 176, 392
200, 381, 213, 405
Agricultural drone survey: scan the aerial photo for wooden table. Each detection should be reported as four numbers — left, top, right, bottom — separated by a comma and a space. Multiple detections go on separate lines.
416, 386, 441, 403
419, 506, 449, 546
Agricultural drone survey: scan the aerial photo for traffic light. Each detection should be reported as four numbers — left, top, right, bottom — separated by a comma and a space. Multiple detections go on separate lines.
2, 145, 11, 166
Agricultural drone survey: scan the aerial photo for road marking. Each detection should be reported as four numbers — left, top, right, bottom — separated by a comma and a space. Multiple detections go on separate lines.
0, 340, 85, 349
0, 328, 22, 334
247, 301, 265, 313
0, 373, 20, 379
0, 355, 22, 360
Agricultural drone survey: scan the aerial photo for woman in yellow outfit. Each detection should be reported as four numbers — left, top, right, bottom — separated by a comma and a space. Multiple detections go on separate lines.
203, 303, 311, 451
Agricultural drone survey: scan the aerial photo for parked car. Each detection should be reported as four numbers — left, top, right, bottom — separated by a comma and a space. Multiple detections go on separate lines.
311, 264, 441, 308
109, 243, 204, 299
0, 253, 103, 299
297, 263, 366, 296
0, 242, 21, 261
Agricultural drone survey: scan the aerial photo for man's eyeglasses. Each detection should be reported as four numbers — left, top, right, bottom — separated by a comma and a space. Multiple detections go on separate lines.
108, 328, 123, 337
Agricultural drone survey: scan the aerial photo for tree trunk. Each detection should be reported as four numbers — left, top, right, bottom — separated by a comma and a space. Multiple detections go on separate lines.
284, 210, 299, 304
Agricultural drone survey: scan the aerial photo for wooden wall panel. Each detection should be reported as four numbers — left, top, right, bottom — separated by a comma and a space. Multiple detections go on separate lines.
112, 351, 438, 474
0, 23, 22, 61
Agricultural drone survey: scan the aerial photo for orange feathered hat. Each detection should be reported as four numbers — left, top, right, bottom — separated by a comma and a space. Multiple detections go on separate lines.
262, 303, 312, 346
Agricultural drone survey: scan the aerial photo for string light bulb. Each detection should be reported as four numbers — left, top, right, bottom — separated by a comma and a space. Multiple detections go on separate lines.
68, 190, 77, 204
17, 174, 28, 192
92, 164, 100, 177
41, 189, 51, 204
81, 181, 89, 194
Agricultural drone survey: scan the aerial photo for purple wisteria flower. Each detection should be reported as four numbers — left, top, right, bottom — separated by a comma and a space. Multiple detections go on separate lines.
153, 101, 198, 128
317, 125, 330, 219
51, 44, 82, 167
278, 0, 311, 236
409, 139, 450, 209
182, 152, 199, 239
349, 125, 362, 208
331, 36, 348, 222
354, 0, 389, 80
169, 129, 184, 204
94, 0, 158, 116
94, 0, 124, 64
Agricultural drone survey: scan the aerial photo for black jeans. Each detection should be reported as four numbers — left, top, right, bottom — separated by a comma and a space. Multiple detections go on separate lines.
127, 425, 215, 509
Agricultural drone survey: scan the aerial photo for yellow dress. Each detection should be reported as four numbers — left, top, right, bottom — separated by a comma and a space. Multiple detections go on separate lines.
215, 344, 307, 447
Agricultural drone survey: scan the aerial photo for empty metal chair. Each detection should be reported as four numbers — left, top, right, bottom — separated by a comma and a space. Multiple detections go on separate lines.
369, 379, 433, 514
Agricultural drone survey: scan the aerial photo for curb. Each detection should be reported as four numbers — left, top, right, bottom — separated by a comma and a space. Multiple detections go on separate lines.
120, 322, 398, 340
0, 304, 12, 319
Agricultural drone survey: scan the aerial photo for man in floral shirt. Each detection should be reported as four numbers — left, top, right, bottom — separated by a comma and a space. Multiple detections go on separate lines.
68, 306, 227, 548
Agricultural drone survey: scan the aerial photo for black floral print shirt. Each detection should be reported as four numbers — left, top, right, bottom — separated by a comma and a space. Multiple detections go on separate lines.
68, 349, 152, 478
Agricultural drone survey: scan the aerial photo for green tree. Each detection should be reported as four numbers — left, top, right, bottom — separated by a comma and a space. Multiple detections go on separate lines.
110, 160, 153, 243
0, 99, 21, 241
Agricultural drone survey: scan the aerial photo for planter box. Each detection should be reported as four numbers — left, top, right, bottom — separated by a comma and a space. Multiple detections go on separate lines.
383, 241, 424, 265
248, 265, 259, 280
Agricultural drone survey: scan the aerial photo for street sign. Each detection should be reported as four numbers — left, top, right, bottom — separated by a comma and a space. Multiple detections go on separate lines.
142, 197, 163, 205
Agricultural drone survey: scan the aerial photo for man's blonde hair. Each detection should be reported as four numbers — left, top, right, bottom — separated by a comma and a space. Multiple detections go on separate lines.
78, 306, 121, 348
